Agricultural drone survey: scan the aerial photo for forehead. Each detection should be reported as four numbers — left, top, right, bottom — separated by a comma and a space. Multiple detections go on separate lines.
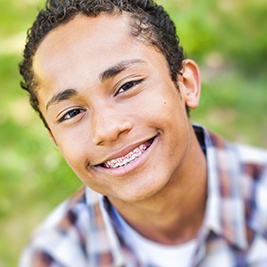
33, 13, 168, 101
34, 13, 131, 65
33, 13, 150, 80
33, 12, 163, 86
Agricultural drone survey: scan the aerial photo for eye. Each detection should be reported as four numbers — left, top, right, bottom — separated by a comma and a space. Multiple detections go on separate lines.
116, 79, 143, 95
58, 108, 85, 123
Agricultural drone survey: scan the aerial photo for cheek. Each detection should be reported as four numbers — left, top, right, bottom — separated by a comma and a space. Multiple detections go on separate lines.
55, 130, 90, 168
137, 86, 182, 120
153, 92, 186, 128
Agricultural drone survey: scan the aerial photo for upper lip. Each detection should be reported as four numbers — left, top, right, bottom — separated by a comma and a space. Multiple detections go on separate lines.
92, 135, 156, 167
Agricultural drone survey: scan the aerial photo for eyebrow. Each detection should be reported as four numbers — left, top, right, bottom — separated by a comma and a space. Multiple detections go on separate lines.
46, 88, 77, 110
99, 59, 146, 82
46, 59, 146, 110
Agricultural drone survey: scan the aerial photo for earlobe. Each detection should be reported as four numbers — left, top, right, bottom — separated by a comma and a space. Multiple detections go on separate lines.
178, 59, 201, 109
48, 130, 58, 146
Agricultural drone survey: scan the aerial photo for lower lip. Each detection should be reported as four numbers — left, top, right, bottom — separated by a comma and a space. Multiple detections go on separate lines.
94, 135, 159, 177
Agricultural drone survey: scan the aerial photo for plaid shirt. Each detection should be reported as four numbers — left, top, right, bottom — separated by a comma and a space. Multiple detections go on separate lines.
20, 125, 267, 267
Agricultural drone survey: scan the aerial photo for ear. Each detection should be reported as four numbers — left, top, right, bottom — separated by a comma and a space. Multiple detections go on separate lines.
48, 130, 58, 146
178, 59, 201, 109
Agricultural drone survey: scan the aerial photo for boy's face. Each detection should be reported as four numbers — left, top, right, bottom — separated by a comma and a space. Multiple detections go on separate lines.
33, 13, 200, 203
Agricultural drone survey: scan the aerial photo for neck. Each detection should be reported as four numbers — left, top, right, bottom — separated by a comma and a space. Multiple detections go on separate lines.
109, 126, 207, 245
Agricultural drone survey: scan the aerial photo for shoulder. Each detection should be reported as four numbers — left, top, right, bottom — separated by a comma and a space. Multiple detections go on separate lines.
233, 144, 267, 191
232, 143, 267, 181
233, 144, 267, 236
36, 186, 88, 233
19, 187, 99, 266
235, 143, 267, 165
204, 126, 267, 233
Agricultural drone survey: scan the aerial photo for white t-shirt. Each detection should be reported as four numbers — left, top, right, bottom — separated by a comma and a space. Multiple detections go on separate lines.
112, 206, 197, 267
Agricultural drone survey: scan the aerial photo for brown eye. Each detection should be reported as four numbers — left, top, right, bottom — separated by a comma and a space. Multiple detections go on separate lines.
117, 79, 143, 95
59, 109, 84, 123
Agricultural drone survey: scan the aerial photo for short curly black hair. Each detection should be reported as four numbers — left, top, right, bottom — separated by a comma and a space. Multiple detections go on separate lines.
20, 0, 185, 128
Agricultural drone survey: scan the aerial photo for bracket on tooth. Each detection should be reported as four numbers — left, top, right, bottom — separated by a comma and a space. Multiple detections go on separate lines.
103, 140, 151, 169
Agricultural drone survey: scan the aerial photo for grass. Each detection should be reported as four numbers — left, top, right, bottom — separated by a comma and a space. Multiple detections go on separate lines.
0, 0, 266, 266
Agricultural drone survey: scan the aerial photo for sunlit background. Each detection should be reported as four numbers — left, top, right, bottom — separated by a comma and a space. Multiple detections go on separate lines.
0, 0, 266, 266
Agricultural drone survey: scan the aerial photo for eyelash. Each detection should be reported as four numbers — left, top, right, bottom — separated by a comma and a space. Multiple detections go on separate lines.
116, 79, 143, 95
58, 108, 85, 123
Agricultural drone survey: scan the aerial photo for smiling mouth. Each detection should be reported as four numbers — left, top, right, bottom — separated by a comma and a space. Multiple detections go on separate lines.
99, 137, 155, 169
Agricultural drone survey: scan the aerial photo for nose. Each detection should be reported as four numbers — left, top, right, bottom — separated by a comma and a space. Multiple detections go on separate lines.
92, 106, 133, 146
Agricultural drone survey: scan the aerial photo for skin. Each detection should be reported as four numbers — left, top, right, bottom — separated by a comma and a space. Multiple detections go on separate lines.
33, 13, 207, 245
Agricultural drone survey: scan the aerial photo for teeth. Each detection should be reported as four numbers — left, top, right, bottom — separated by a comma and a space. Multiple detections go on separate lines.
139, 144, 146, 152
104, 143, 150, 169
133, 148, 142, 156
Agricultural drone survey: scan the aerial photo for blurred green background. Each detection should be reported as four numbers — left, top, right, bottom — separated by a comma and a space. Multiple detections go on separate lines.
0, 0, 266, 266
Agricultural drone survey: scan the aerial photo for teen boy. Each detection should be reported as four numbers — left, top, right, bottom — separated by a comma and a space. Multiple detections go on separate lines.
19, 0, 267, 266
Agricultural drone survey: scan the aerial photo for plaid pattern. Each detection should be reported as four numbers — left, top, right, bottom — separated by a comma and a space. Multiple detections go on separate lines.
19, 125, 267, 267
